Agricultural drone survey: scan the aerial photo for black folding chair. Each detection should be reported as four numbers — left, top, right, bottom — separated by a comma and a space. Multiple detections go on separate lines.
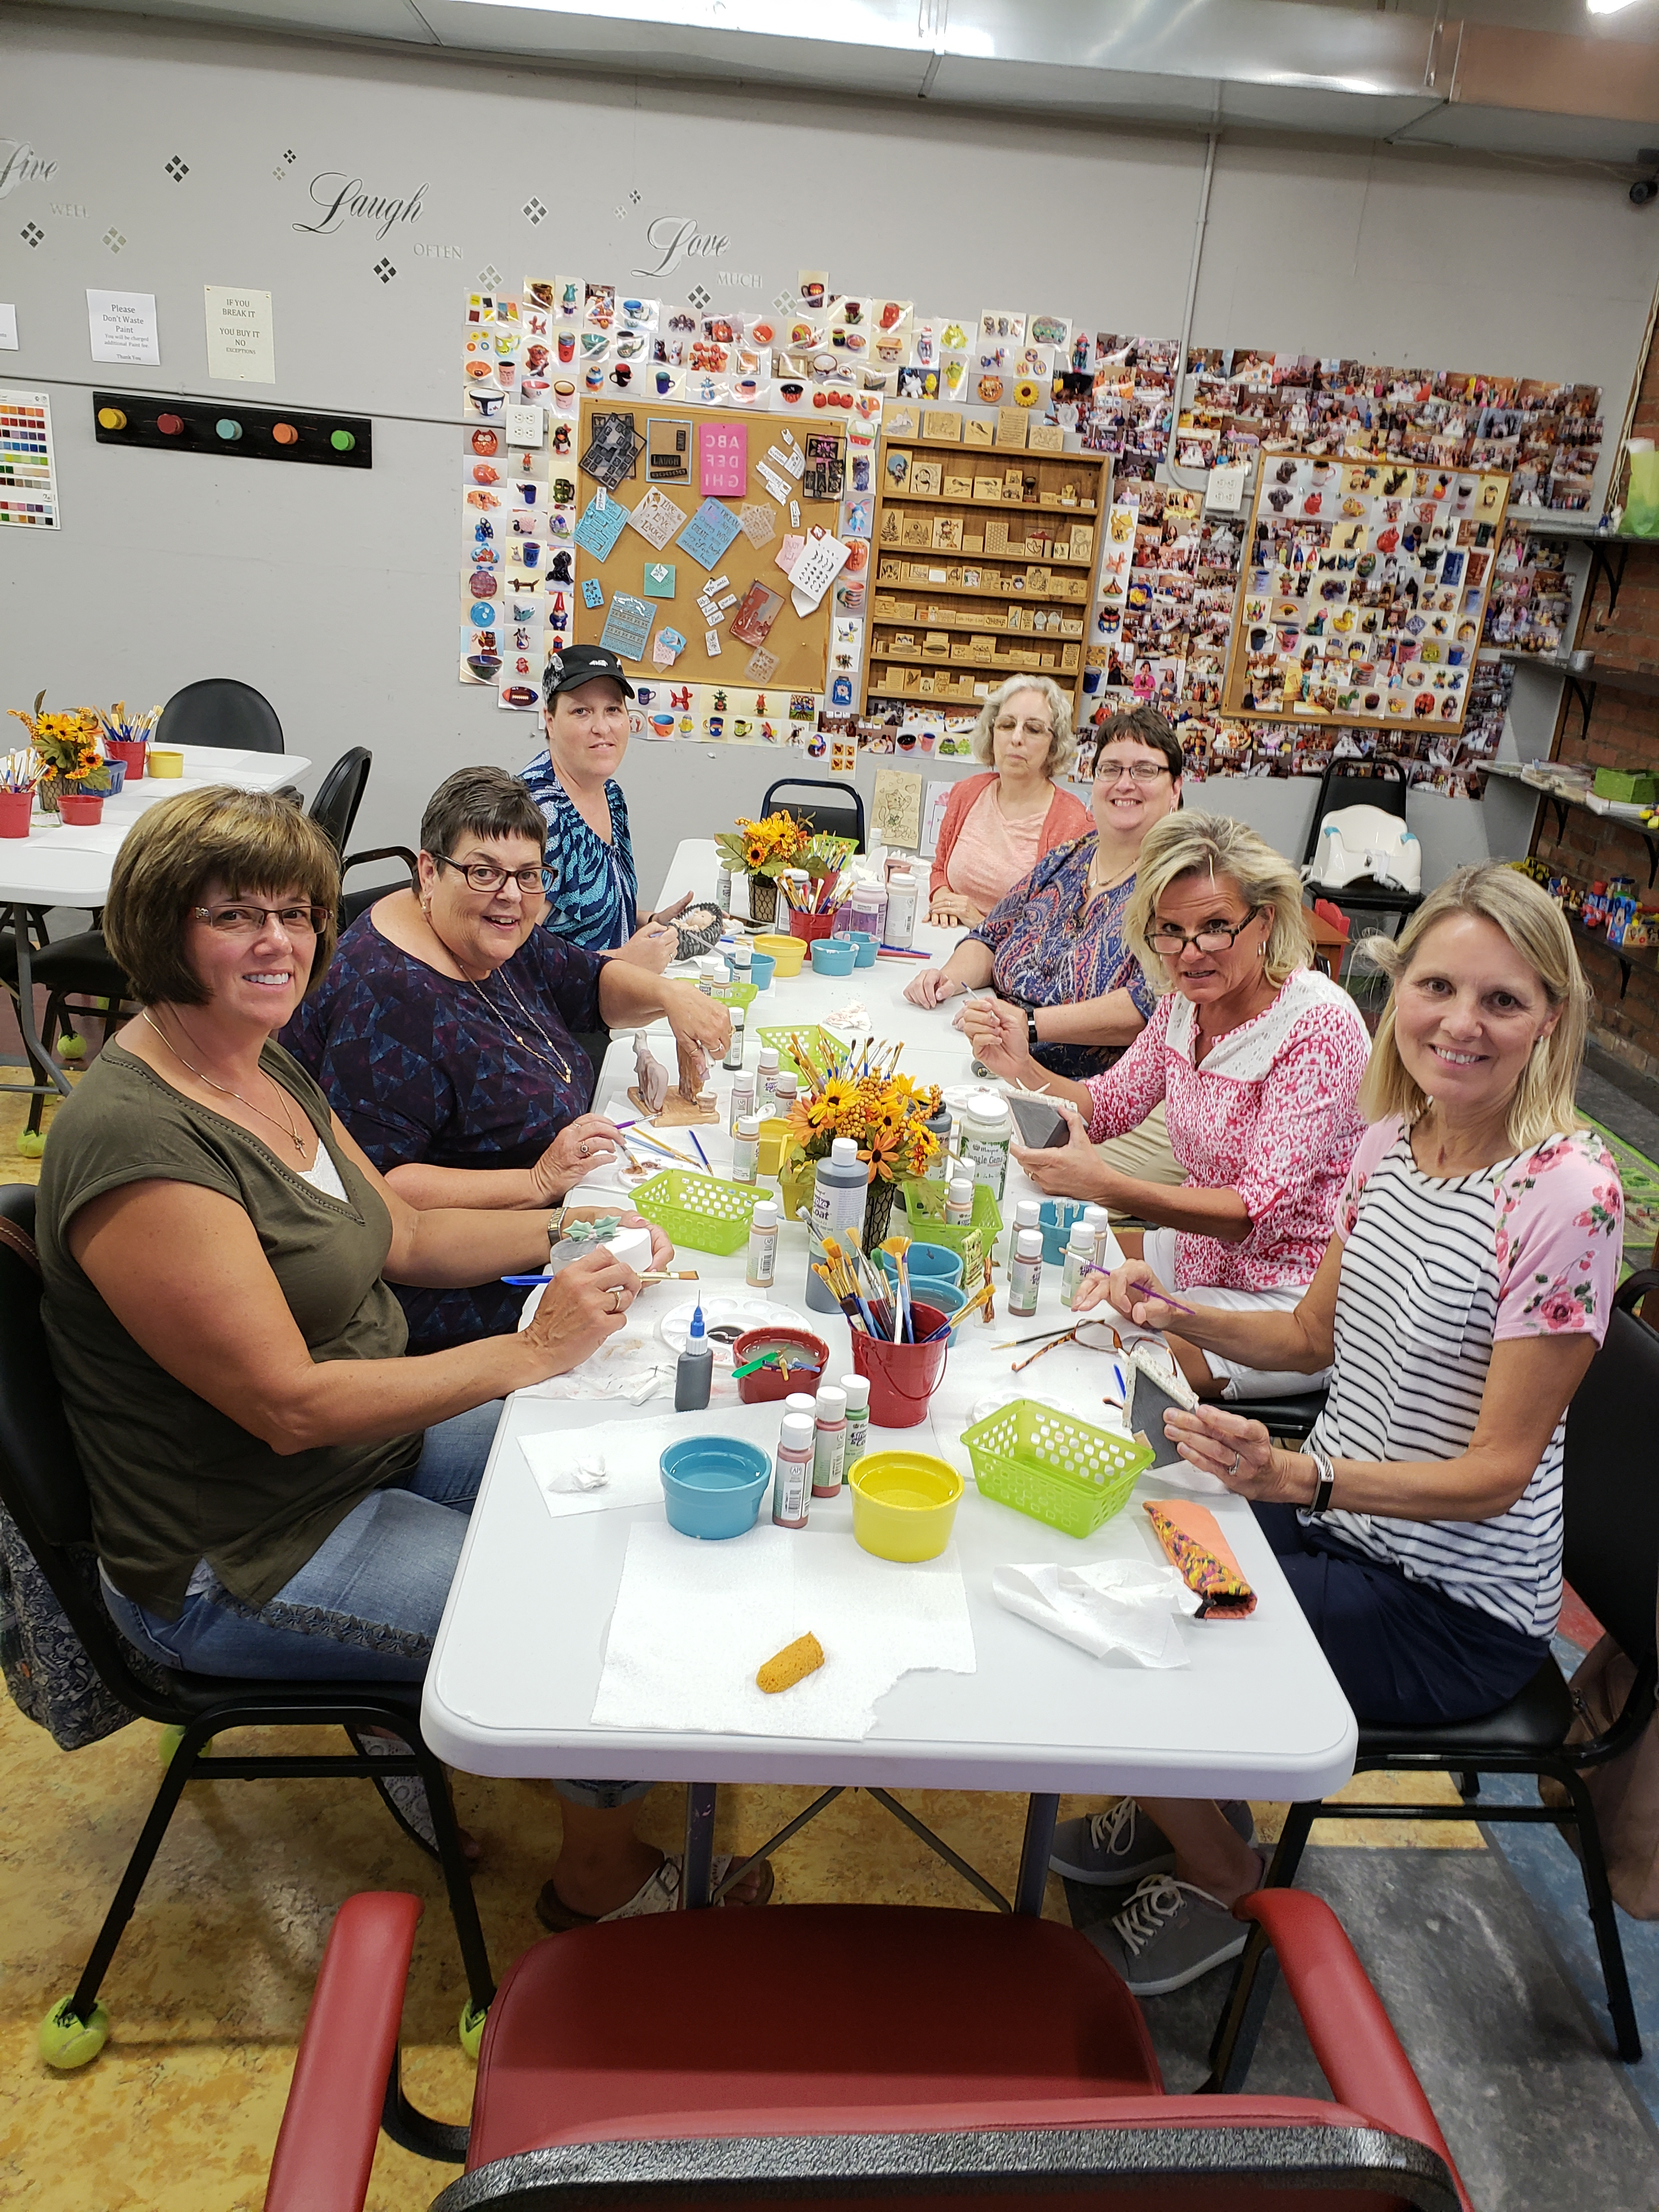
156, 677, 286, 756
1212, 1269, 1659, 2076
308, 746, 372, 857
761, 777, 866, 853
0, 1186, 493, 2069
1301, 758, 1422, 937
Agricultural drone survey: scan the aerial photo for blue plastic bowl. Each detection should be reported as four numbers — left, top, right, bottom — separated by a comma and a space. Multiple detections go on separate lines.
810, 937, 857, 977
659, 1437, 771, 1540
845, 930, 878, 967
748, 951, 776, 991
1039, 1198, 1088, 1266
925, 1282, 969, 1345
902, 1241, 966, 1289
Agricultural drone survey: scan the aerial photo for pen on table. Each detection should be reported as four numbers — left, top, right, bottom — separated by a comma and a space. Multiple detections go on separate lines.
876, 944, 931, 958
686, 1126, 711, 1170
1078, 1261, 1198, 1317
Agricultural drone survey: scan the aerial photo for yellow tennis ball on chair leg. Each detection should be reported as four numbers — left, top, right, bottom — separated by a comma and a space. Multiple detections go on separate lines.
38, 1997, 109, 2069
458, 2000, 488, 2059
58, 1034, 86, 1062
15, 1130, 44, 1158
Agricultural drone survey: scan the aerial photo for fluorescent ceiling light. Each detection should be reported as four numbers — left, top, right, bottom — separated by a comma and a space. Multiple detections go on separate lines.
1588, 0, 1644, 15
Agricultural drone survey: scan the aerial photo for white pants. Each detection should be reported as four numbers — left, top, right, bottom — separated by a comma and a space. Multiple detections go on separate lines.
1144, 1228, 1329, 1401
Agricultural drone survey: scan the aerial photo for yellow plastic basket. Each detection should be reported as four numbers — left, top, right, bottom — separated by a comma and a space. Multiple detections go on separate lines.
630, 1168, 757, 1256
961, 1398, 1153, 1539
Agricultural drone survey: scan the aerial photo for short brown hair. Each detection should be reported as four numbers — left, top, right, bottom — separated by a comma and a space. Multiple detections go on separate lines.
1091, 704, 1185, 782
421, 766, 547, 860
104, 786, 341, 1007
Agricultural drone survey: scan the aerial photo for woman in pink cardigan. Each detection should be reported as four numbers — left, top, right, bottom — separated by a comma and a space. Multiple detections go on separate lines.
928, 676, 1091, 925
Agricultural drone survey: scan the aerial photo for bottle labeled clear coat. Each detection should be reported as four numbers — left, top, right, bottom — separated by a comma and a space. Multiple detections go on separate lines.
746, 1199, 779, 1289
961, 1088, 1012, 1203
771, 1412, 814, 1528
1060, 1223, 1092, 1310
732, 1113, 760, 1185
1009, 1228, 1044, 1318
806, 1135, 868, 1314
811, 1384, 848, 1499
840, 1373, 870, 1469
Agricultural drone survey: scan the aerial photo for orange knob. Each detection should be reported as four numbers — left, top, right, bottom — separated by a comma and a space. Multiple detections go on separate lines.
272, 421, 299, 446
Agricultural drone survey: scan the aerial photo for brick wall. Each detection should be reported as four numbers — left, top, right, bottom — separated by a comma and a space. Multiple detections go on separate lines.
1531, 347, 1659, 1073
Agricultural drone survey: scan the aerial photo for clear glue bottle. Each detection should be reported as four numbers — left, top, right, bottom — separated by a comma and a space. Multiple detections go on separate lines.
771, 1412, 813, 1529
961, 1088, 1012, 1203
729, 1068, 757, 1136
746, 1198, 778, 1289
840, 1373, 871, 1469
1009, 1228, 1044, 1318
723, 1003, 746, 1071
757, 1046, 781, 1110
732, 1113, 761, 1185
674, 1304, 713, 1410
811, 1383, 848, 1499
944, 1175, 975, 1226
1060, 1222, 1093, 1310
806, 1135, 869, 1314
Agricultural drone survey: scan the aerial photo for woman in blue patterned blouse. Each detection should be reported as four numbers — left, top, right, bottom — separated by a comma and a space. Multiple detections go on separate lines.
285, 765, 730, 1354
518, 643, 684, 971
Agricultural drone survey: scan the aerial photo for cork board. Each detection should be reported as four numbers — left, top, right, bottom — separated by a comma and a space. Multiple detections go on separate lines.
573, 399, 845, 691
1221, 455, 1511, 737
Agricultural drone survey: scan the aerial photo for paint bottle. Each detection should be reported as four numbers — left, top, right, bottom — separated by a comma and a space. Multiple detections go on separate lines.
961, 1088, 1012, 1203
730, 939, 752, 979
757, 1046, 781, 1109
772, 1071, 799, 1117
1083, 1204, 1111, 1269
723, 1003, 746, 1071
716, 862, 733, 914
729, 1069, 757, 1135
1015, 1199, 1041, 1235
1060, 1223, 1092, 1310
674, 1303, 713, 1411
811, 1383, 848, 1499
885, 870, 919, 947
944, 1176, 975, 1227
784, 1391, 816, 1421
732, 1113, 761, 1185
771, 1412, 814, 1530
921, 1098, 954, 1181
840, 1373, 871, 1469
697, 954, 728, 993
746, 1198, 778, 1290
806, 1135, 869, 1314
1009, 1228, 1044, 1318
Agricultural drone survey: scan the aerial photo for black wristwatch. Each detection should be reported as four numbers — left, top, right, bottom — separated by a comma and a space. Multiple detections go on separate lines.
1307, 1444, 1336, 1517
1026, 1008, 1041, 1052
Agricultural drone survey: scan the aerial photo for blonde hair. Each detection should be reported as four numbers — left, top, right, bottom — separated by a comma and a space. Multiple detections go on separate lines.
1356, 864, 1590, 1149
969, 675, 1076, 780
1127, 812, 1311, 991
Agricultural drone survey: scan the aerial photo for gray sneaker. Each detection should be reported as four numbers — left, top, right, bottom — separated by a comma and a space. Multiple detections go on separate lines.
1050, 1798, 1255, 1887
1084, 1873, 1254, 1997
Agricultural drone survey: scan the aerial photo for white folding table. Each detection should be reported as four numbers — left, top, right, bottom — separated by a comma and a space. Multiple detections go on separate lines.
0, 747, 312, 1103
422, 839, 1357, 1910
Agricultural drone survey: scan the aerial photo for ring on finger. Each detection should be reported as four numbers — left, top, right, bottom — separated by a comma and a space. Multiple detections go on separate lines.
1229, 1449, 1242, 1476
607, 1284, 628, 1313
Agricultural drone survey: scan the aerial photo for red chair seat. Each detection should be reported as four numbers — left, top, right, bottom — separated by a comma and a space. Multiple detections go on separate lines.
469, 1905, 1163, 2169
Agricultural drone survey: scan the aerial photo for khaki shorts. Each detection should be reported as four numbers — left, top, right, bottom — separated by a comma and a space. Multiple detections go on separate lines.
1099, 1099, 1182, 1218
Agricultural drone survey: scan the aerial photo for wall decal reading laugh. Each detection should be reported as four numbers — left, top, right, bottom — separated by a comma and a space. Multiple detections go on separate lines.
294, 172, 426, 241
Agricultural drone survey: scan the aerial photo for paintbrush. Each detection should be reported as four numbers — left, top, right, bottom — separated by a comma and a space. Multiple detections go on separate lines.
921, 1277, 994, 1341
1079, 1262, 1198, 1317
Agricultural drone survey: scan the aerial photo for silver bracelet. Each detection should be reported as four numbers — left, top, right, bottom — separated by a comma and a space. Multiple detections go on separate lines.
1307, 1444, 1336, 1518
548, 1205, 570, 1251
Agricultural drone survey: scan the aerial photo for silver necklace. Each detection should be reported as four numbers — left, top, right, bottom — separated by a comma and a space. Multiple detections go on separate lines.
424, 908, 573, 1085
141, 1008, 306, 1157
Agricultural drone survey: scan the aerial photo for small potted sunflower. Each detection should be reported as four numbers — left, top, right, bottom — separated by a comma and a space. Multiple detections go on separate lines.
713, 809, 806, 924
779, 1038, 943, 1246
9, 695, 111, 821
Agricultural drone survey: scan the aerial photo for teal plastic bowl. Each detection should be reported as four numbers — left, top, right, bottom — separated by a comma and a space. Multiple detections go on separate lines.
1039, 1198, 1088, 1266
901, 1242, 966, 1290
748, 952, 776, 991
810, 937, 857, 977
659, 1437, 771, 1539
845, 930, 878, 967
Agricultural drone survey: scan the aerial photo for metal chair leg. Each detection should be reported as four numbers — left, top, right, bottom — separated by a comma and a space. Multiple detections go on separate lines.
65, 1715, 209, 2022
1204, 1799, 1318, 2092
1560, 1767, 1642, 2062
408, 1735, 495, 2018
1454, 1769, 1480, 1800
682, 1783, 718, 1909
1014, 1793, 1060, 1917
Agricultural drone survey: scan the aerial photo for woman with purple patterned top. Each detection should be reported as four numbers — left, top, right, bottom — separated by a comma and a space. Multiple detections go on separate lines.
285, 767, 727, 1354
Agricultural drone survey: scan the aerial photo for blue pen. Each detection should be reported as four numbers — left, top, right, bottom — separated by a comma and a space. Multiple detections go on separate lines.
688, 1126, 711, 1170
501, 1272, 553, 1285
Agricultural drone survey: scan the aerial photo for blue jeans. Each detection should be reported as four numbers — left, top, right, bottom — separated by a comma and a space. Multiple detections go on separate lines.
101, 1402, 648, 1813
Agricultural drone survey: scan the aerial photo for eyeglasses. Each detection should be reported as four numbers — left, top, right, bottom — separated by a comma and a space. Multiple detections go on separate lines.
192, 903, 328, 937
435, 855, 554, 895
1096, 760, 1170, 786
992, 717, 1054, 741
1146, 907, 1263, 957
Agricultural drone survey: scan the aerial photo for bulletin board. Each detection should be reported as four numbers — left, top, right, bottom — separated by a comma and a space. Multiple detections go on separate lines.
1221, 455, 1511, 737
572, 399, 847, 692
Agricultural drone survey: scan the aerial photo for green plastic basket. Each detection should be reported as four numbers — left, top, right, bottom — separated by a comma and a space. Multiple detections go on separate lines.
901, 1177, 1002, 1286
961, 1397, 1153, 1539
1595, 768, 1658, 805
630, 1168, 757, 1256
711, 981, 759, 1011
754, 1024, 848, 1079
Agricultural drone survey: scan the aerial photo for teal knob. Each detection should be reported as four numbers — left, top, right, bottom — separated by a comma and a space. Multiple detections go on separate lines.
215, 418, 242, 442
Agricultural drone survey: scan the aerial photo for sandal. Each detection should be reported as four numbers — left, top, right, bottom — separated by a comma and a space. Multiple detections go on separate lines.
534, 1850, 774, 1932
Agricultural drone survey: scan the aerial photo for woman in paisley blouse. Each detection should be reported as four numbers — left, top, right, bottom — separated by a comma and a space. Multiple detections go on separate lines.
975, 811, 1371, 1402
285, 765, 728, 1353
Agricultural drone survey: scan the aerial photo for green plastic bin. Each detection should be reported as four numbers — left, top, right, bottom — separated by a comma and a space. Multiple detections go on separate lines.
962, 1397, 1153, 1539
630, 1168, 756, 1256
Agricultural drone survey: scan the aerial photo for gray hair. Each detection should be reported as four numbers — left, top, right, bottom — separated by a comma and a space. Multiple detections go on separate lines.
968, 675, 1077, 780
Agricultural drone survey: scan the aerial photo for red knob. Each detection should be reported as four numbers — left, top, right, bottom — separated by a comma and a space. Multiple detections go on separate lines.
157, 413, 184, 436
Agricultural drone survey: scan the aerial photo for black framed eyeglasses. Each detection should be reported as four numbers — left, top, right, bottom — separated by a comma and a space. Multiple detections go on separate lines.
435, 856, 554, 895
191, 903, 329, 937
1145, 906, 1262, 956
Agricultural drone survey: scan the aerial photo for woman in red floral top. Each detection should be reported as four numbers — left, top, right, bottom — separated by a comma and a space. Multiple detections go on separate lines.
982, 812, 1370, 1401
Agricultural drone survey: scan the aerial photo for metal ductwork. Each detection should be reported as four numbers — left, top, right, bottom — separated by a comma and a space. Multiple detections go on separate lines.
32, 0, 1659, 163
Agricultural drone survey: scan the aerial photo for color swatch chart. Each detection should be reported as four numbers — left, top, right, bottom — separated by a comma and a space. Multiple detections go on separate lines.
0, 390, 59, 529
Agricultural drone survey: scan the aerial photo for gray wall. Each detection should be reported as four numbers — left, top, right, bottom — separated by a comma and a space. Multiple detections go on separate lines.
3, 9, 1656, 900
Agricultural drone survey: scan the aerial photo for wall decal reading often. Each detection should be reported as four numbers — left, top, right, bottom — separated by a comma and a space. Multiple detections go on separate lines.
293, 173, 426, 241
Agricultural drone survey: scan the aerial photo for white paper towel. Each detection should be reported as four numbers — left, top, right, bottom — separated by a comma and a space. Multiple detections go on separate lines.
518, 1401, 783, 1520
992, 1556, 1200, 1669
591, 1517, 975, 1739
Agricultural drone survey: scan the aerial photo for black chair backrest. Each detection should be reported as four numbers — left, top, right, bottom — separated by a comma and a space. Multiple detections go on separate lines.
308, 747, 371, 859
339, 846, 420, 928
0, 1186, 172, 1717
1301, 758, 1408, 865
761, 777, 866, 855
1562, 1270, 1659, 1667
157, 678, 285, 755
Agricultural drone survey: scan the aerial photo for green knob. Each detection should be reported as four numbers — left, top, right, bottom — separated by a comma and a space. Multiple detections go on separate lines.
330, 429, 356, 453
215, 417, 241, 442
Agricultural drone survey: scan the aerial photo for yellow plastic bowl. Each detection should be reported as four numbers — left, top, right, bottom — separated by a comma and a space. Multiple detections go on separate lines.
146, 748, 184, 779
756, 1115, 793, 1178
752, 932, 806, 978
848, 1451, 963, 1563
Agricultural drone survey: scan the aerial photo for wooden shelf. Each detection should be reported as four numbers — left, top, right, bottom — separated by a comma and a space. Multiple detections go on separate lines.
871, 607, 1084, 640
878, 537, 1097, 567
879, 487, 1097, 514
877, 429, 1093, 454
874, 568, 1091, 602
873, 644, 1079, 676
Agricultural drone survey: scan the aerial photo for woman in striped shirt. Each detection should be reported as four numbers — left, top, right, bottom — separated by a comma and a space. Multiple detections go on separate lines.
1055, 864, 1621, 1997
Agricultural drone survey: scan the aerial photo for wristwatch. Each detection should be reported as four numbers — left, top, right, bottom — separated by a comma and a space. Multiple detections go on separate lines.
1306, 1444, 1336, 1517
1026, 1008, 1041, 1052
548, 1205, 571, 1255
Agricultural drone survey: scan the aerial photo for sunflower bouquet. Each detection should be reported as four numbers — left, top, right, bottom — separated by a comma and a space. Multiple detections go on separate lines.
714, 809, 808, 882
781, 1033, 944, 1188
9, 693, 111, 799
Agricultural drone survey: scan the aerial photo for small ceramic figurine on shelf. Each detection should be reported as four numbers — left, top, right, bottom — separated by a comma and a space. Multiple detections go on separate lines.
633, 1032, 669, 1115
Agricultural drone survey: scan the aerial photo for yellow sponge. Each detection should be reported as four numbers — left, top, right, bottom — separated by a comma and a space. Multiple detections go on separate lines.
756, 1631, 825, 1694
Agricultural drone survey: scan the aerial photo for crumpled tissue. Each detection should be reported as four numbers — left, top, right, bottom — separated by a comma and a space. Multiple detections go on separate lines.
540, 1449, 608, 1495
992, 1556, 1201, 1669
